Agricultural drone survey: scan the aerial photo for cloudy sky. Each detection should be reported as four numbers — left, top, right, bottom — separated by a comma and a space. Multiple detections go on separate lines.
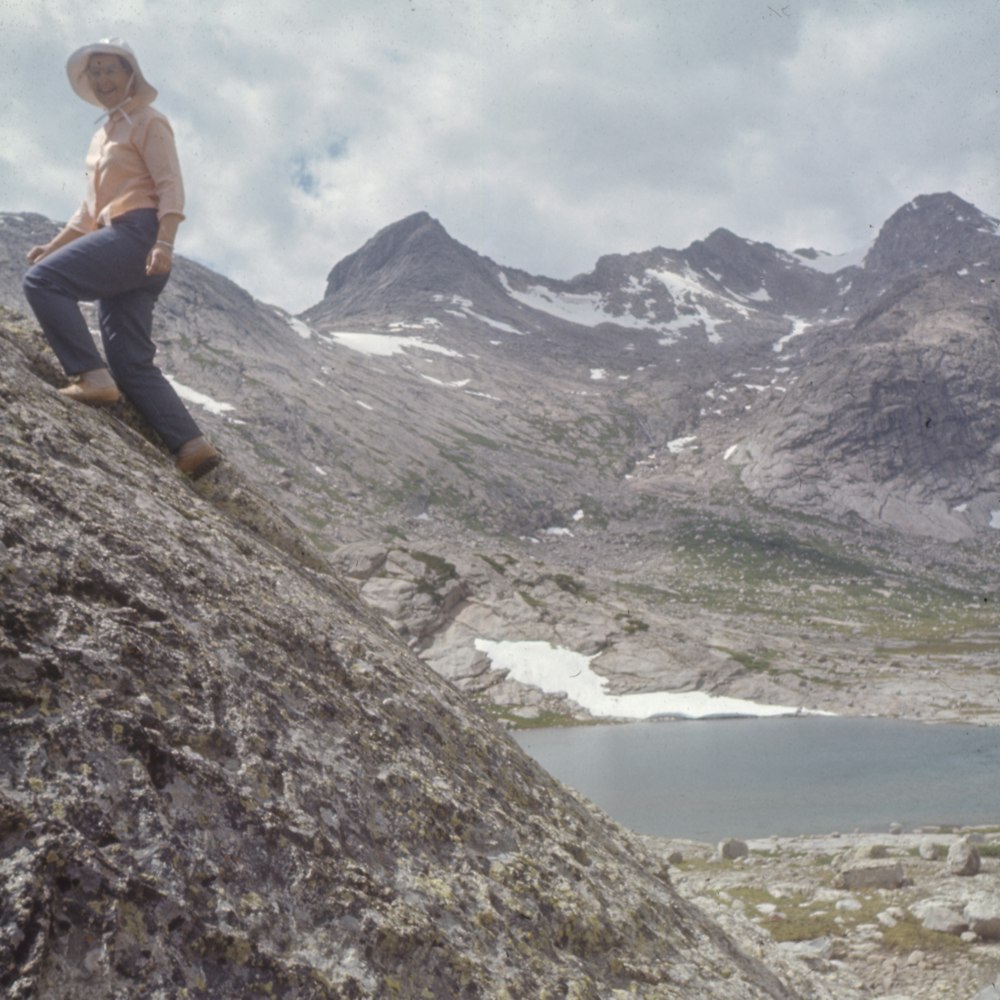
4, 0, 1000, 312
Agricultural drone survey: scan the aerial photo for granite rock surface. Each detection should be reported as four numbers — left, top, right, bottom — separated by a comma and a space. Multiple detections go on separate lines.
0, 313, 801, 998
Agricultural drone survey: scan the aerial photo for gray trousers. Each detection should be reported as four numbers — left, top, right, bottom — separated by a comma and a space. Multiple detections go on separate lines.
22, 208, 201, 452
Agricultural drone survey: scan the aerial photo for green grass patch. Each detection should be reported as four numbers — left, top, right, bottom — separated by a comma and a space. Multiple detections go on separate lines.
478, 703, 589, 730
477, 552, 517, 575
452, 427, 503, 450
517, 589, 546, 610
548, 573, 595, 601
882, 917, 966, 955
714, 646, 775, 674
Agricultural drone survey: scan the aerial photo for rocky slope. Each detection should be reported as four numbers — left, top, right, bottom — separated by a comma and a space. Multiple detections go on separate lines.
0, 310, 809, 997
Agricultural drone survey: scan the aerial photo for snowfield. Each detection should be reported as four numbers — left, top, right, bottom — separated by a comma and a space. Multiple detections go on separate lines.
475, 638, 826, 720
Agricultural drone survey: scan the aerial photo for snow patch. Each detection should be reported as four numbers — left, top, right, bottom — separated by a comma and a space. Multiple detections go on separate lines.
389, 318, 442, 331
793, 242, 871, 274
285, 315, 314, 340
164, 376, 235, 415
667, 436, 698, 455
774, 318, 811, 353
474, 639, 824, 720
420, 374, 471, 388
326, 332, 463, 358
466, 309, 527, 335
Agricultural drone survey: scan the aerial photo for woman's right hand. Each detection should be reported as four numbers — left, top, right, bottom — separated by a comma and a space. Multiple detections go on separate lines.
26, 244, 51, 265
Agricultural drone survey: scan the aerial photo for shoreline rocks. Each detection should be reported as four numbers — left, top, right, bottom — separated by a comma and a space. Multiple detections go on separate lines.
652, 826, 1000, 1000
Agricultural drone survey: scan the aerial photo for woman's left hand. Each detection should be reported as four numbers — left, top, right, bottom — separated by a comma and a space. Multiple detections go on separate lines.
146, 244, 173, 276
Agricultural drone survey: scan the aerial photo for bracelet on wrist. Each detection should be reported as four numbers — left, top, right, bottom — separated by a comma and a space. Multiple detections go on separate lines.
155, 240, 174, 250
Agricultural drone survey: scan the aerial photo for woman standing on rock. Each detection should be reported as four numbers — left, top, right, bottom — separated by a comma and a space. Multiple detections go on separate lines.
23, 38, 220, 478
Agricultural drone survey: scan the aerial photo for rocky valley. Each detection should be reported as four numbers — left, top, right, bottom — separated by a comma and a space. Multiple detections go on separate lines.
2, 192, 1000, 997
4, 194, 999, 727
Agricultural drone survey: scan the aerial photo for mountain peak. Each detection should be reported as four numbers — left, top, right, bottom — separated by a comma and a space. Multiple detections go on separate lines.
321, 211, 451, 297
865, 192, 999, 273
307, 212, 505, 324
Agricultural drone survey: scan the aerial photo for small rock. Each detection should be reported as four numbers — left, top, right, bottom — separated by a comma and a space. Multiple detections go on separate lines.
510, 706, 540, 719
853, 842, 889, 860
836, 897, 863, 911
837, 859, 906, 890
947, 838, 981, 876
965, 892, 1000, 940
889, 823, 903, 835
918, 838, 941, 860
917, 905, 967, 936
776, 936, 833, 969
718, 838, 749, 861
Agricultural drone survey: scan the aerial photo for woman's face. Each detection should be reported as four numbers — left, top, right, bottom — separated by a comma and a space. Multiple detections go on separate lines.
85, 54, 133, 108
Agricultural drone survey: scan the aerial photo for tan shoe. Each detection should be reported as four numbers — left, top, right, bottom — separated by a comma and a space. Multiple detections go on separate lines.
175, 436, 221, 478
58, 367, 120, 406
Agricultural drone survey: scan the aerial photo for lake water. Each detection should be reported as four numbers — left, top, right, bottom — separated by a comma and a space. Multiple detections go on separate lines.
514, 716, 1000, 842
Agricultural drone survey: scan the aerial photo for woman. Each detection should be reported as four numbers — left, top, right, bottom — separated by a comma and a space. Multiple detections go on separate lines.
23, 38, 220, 478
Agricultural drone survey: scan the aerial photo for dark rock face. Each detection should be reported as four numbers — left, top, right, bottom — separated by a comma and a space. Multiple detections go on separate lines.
310, 212, 510, 323
740, 257, 1000, 538
0, 314, 800, 997
863, 193, 999, 279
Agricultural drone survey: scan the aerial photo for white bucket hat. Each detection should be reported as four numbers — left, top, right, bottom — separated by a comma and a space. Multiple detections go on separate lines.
66, 38, 157, 107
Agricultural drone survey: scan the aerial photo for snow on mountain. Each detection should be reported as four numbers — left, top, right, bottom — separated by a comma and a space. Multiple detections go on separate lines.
499, 272, 651, 330
791, 242, 872, 273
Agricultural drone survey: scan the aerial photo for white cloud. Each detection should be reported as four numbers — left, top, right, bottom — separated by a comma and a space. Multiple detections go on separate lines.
4, 0, 1000, 313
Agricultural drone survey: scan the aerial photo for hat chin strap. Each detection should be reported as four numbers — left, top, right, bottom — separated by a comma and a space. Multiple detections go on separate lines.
93, 72, 137, 125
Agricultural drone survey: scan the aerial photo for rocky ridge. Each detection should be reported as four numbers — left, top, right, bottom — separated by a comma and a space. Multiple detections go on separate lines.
0, 311, 803, 997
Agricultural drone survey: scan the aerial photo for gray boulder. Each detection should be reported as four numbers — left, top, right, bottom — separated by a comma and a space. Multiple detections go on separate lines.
947, 837, 981, 876
911, 899, 967, 936
719, 838, 750, 861
837, 859, 906, 890
918, 838, 942, 860
965, 893, 1000, 940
